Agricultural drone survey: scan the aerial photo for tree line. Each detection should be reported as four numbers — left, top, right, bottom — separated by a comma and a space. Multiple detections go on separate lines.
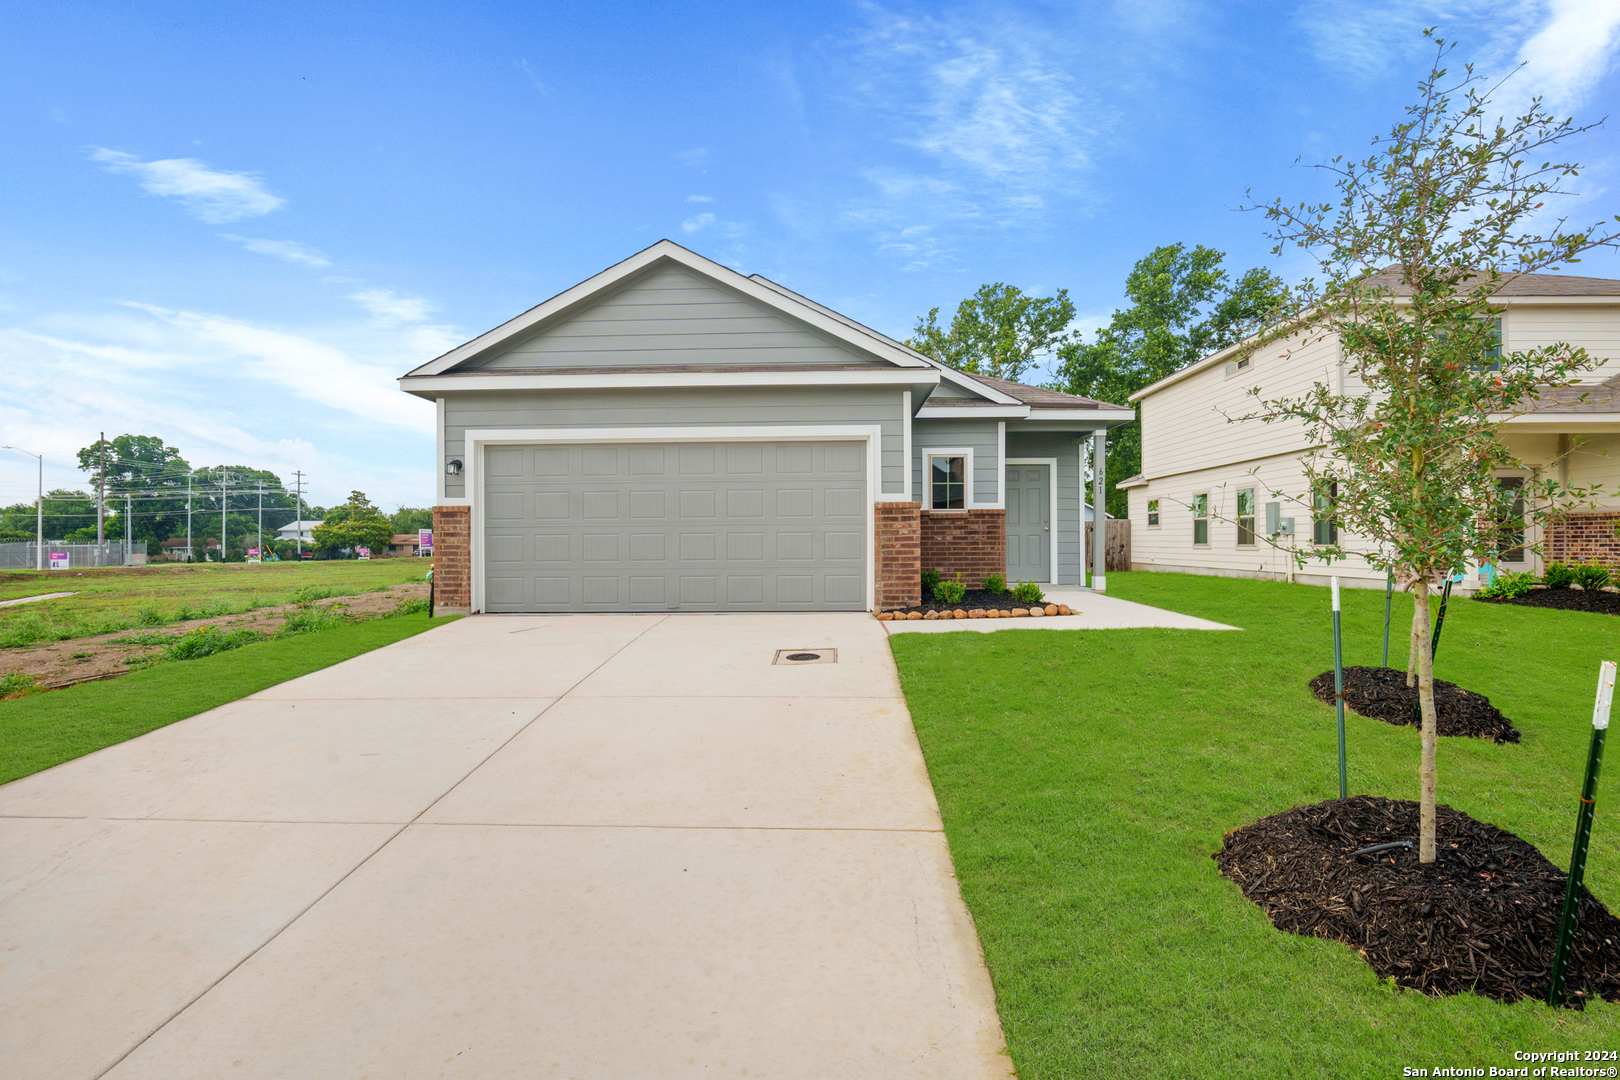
0, 433, 431, 559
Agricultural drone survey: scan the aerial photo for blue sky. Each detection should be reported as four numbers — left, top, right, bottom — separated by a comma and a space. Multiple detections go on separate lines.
3, 0, 1619, 511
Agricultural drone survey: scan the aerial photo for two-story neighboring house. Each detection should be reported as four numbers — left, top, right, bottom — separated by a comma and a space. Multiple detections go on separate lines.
1120, 271, 1620, 589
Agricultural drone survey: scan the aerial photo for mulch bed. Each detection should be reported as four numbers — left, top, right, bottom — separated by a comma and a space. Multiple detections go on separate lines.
1476, 588, 1620, 616
1214, 795, 1620, 1005
914, 589, 1053, 614
1308, 666, 1521, 744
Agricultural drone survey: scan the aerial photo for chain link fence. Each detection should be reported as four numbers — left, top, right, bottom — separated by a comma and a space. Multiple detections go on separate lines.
0, 541, 147, 569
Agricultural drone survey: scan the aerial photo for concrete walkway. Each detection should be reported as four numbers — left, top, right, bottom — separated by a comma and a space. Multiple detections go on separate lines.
0, 613, 1008, 1079
884, 586, 1237, 634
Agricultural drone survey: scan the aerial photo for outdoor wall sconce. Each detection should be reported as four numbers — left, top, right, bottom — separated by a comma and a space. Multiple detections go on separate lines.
446, 459, 463, 476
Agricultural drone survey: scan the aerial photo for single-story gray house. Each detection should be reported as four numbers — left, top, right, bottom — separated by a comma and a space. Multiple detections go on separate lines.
400, 241, 1134, 614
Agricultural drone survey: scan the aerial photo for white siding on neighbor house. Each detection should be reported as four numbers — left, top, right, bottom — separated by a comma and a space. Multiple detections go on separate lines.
1006, 431, 1089, 585
467, 263, 886, 371
1506, 304, 1620, 381
1139, 330, 1338, 480
442, 386, 906, 500
911, 418, 1000, 507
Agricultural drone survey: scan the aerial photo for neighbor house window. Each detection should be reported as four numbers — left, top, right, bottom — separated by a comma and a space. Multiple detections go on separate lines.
1313, 482, 1339, 546
1147, 499, 1160, 527
1496, 476, 1526, 563
1236, 487, 1256, 546
1192, 493, 1209, 545
929, 455, 965, 509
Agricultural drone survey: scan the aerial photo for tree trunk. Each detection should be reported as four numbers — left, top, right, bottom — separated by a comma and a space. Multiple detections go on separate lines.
1414, 581, 1438, 863
1407, 616, 1420, 687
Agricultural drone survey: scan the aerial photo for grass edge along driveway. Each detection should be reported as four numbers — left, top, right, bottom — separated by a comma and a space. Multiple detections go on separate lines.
889, 572, 1620, 1080
0, 612, 459, 786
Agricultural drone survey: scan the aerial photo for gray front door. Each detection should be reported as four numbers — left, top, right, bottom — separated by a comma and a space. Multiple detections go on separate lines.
482, 441, 867, 612
1005, 465, 1049, 583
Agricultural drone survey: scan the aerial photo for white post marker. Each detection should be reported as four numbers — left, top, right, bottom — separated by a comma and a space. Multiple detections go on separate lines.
1596, 661, 1616, 731
1331, 576, 1341, 611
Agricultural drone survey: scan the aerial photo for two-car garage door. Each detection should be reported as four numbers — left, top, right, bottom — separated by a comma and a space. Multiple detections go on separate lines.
483, 441, 867, 612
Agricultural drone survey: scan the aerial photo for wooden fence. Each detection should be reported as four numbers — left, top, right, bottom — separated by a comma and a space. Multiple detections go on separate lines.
1082, 520, 1132, 572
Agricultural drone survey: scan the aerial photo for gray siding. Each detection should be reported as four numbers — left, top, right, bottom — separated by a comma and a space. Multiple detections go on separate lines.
443, 385, 905, 499
1005, 431, 1089, 585
911, 418, 1000, 507
468, 263, 887, 370
923, 377, 989, 400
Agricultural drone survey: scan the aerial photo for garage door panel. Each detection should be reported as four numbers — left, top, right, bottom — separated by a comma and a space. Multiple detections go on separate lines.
483, 440, 867, 612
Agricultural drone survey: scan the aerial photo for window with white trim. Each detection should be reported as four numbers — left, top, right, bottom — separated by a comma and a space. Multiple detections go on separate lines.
1192, 493, 1209, 545
1236, 487, 1256, 546
1147, 498, 1160, 527
929, 455, 966, 509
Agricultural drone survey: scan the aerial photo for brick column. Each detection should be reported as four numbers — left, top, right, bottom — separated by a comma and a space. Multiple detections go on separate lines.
1545, 512, 1620, 568
432, 505, 472, 616
920, 509, 1006, 587
874, 502, 921, 610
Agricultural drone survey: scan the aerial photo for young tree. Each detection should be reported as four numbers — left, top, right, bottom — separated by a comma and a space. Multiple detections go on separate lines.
312, 491, 394, 557
1055, 244, 1286, 516
907, 283, 1076, 382
1245, 34, 1619, 863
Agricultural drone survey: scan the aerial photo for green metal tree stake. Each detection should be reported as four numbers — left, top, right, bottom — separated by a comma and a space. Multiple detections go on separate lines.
1332, 576, 1347, 800
1383, 573, 1393, 668
1430, 576, 1453, 658
1548, 660, 1617, 1007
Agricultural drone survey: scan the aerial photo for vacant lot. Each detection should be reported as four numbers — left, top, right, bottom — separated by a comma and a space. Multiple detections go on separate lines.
890, 572, 1619, 1079
1, 560, 430, 681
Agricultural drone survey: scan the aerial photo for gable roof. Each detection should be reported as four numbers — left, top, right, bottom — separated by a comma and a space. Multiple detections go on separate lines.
404, 240, 932, 379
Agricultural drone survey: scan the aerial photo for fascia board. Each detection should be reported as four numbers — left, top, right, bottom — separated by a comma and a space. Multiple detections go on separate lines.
928, 366, 1023, 405
1025, 408, 1136, 423
915, 405, 1030, 418
408, 240, 930, 378
400, 368, 941, 395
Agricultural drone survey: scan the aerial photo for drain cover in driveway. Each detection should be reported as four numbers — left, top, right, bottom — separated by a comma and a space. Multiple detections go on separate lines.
773, 649, 837, 665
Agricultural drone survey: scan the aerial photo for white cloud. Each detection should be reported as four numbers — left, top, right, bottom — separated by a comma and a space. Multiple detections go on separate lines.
219, 235, 331, 268
349, 289, 434, 322
686, 194, 714, 203
681, 212, 716, 234
518, 58, 551, 94
90, 148, 285, 223
675, 147, 709, 166
1515, 0, 1620, 108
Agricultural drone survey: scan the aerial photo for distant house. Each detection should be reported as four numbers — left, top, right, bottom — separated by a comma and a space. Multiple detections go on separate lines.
159, 536, 217, 560
390, 533, 422, 557
277, 520, 323, 543
1123, 269, 1620, 590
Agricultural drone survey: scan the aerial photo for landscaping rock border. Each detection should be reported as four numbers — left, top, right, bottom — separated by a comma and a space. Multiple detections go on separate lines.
877, 603, 1073, 621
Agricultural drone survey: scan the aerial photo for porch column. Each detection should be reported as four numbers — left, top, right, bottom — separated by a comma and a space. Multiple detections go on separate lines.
1091, 429, 1107, 592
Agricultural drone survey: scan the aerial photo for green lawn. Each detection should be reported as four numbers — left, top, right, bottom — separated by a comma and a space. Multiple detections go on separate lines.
0, 559, 427, 646
890, 572, 1620, 1079
0, 611, 457, 785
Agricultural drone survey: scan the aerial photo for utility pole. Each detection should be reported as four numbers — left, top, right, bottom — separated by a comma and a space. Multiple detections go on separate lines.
293, 470, 306, 557
220, 469, 228, 562
97, 431, 105, 548
186, 470, 193, 561
3, 445, 43, 572
256, 481, 264, 562
124, 492, 132, 567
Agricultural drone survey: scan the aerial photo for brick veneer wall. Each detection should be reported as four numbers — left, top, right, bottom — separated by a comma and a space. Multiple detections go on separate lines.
921, 509, 1006, 588
875, 501, 921, 609
1546, 512, 1620, 568
432, 505, 472, 615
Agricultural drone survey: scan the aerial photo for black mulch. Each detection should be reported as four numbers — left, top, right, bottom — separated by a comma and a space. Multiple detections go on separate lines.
1309, 666, 1521, 744
1214, 795, 1620, 1005
1477, 588, 1620, 616
908, 589, 1050, 613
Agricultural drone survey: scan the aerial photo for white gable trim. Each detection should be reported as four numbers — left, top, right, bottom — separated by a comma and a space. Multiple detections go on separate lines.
406, 240, 931, 377
401, 368, 939, 397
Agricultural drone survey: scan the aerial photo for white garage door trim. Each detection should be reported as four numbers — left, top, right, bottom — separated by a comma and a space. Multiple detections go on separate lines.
463, 425, 902, 613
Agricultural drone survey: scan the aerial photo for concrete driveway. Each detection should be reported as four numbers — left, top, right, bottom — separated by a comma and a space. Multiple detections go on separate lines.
0, 613, 1008, 1079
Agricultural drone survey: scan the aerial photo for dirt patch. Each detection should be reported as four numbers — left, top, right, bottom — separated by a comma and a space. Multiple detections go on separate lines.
0, 581, 427, 690
1476, 588, 1620, 616
1308, 666, 1520, 744
1214, 795, 1620, 1005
